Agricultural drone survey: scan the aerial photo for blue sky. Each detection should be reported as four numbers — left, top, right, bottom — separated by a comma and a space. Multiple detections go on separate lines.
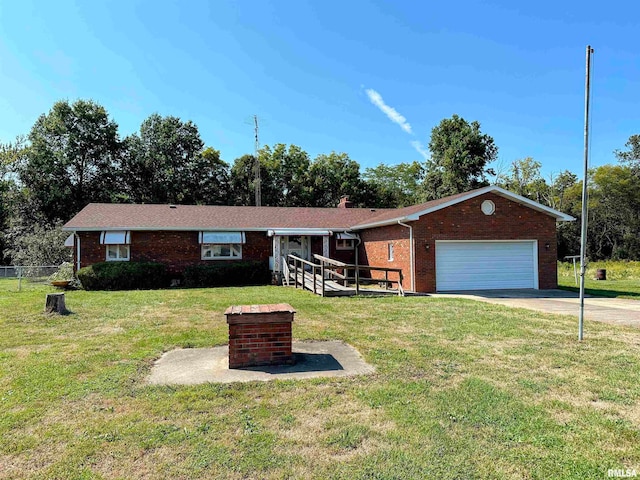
0, 0, 638, 178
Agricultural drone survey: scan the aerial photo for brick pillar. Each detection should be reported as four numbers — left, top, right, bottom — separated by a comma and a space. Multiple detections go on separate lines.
225, 304, 295, 368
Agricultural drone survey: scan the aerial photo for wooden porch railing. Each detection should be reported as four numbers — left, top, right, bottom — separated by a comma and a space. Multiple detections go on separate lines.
313, 255, 404, 296
284, 254, 404, 297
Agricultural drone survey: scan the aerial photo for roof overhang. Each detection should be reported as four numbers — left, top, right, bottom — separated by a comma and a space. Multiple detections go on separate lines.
63, 226, 349, 233
351, 186, 575, 230
267, 229, 333, 236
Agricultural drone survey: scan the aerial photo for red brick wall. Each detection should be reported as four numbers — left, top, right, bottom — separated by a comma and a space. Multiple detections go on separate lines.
228, 321, 293, 368
309, 236, 356, 264
359, 224, 412, 290
77, 230, 271, 274
359, 193, 558, 293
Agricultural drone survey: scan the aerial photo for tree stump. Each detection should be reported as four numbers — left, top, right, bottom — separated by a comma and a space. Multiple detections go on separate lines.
45, 293, 67, 314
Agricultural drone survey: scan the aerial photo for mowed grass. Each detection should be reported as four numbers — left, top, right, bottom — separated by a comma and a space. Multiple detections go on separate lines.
559, 260, 640, 299
1, 279, 640, 479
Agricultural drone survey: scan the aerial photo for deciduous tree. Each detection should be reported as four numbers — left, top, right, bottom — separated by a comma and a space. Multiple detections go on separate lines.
18, 100, 121, 222
121, 114, 228, 204
363, 161, 424, 208
422, 115, 497, 200
307, 152, 368, 207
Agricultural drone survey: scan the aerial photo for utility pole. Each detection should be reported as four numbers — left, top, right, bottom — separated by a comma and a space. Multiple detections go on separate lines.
253, 115, 261, 207
578, 45, 594, 341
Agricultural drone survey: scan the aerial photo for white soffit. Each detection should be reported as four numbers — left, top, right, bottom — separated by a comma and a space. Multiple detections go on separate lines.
267, 229, 332, 236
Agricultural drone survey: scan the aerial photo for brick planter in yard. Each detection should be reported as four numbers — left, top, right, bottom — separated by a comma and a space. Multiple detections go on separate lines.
225, 304, 295, 368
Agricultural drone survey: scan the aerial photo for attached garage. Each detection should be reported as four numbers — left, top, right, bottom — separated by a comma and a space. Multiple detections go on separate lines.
435, 240, 538, 291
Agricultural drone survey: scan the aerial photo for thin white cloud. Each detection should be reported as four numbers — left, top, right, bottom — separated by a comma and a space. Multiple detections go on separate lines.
365, 88, 413, 134
410, 140, 429, 161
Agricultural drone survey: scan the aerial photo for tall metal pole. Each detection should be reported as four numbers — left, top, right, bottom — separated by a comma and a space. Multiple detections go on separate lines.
578, 45, 594, 341
253, 115, 262, 207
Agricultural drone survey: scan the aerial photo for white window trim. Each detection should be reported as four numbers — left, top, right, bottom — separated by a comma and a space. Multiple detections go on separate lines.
336, 238, 355, 250
388, 243, 394, 261
201, 243, 243, 260
106, 244, 130, 262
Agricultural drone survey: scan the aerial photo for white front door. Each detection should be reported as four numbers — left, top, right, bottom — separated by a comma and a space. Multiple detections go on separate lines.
281, 236, 310, 261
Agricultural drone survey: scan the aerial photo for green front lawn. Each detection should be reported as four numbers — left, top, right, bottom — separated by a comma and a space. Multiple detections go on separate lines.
558, 260, 640, 299
1, 279, 639, 479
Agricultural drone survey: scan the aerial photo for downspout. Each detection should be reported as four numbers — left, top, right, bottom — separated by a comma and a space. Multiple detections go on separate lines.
354, 234, 362, 294
397, 221, 415, 292
75, 232, 81, 272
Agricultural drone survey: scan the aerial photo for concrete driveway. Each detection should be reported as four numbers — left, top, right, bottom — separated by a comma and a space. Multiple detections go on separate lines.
430, 289, 640, 328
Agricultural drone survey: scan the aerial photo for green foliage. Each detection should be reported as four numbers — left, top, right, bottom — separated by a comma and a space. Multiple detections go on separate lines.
615, 134, 640, 166
229, 144, 312, 207
77, 261, 167, 290
18, 99, 122, 223
363, 161, 424, 207
229, 154, 259, 206
231, 147, 371, 208
422, 114, 497, 200
307, 152, 368, 207
558, 260, 640, 298
6, 223, 71, 266
48, 262, 75, 282
500, 157, 549, 203
183, 261, 271, 287
121, 114, 228, 204
260, 144, 311, 206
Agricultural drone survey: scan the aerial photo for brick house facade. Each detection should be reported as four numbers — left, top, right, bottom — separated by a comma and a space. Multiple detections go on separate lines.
357, 192, 559, 292
64, 186, 573, 293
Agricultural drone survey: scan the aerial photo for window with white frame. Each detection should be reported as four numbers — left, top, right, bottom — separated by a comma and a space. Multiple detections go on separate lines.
199, 231, 245, 260
101, 231, 131, 262
388, 242, 394, 261
106, 244, 130, 261
336, 238, 355, 250
201, 243, 242, 260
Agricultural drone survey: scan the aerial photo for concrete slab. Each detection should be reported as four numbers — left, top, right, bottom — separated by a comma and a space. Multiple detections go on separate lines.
146, 340, 375, 385
431, 289, 640, 328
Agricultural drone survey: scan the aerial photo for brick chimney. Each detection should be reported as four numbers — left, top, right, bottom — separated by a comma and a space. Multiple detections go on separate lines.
337, 196, 354, 208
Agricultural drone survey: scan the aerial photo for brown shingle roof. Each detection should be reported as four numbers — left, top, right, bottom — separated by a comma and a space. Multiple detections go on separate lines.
352, 189, 476, 228
63, 203, 390, 231
63, 187, 574, 232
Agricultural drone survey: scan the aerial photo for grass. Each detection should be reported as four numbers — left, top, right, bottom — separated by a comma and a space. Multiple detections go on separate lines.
1, 278, 640, 479
559, 260, 640, 299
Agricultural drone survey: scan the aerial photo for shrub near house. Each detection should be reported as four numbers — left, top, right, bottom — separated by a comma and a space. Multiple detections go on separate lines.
77, 262, 167, 291
183, 261, 271, 288
77, 261, 272, 290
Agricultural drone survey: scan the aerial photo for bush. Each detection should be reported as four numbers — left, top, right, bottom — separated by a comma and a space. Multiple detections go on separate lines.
48, 262, 75, 282
183, 261, 271, 288
77, 262, 167, 290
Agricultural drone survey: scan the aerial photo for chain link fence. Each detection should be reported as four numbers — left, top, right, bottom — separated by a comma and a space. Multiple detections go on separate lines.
0, 265, 61, 282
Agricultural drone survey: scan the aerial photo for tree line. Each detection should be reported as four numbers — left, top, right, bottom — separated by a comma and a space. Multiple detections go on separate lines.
0, 98, 638, 265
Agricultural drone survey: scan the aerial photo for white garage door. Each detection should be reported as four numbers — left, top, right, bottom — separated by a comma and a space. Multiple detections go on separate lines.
436, 241, 537, 291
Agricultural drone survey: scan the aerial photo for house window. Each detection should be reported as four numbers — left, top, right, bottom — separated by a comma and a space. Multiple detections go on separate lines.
388, 243, 394, 261
336, 238, 355, 250
199, 231, 246, 260
101, 230, 131, 262
106, 244, 130, 261
202, 243, 242, 260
